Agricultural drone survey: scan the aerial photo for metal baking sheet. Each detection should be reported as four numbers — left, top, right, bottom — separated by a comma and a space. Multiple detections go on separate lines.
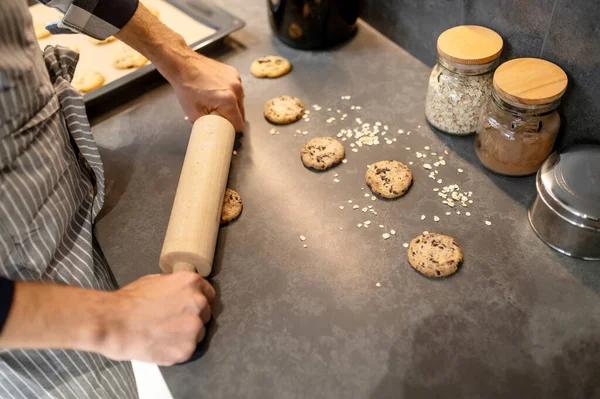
31, 0, 245, 106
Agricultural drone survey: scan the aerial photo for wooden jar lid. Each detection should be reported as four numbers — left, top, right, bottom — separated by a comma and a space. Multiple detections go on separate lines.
493, 58, 568, 105
437, 25, 503, 65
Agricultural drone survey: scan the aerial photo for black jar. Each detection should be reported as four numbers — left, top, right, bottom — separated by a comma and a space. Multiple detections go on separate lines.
267, 0, 360, 50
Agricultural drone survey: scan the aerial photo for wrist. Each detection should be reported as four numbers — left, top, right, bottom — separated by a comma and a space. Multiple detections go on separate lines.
73, 290, 122, 354
152, 40, 202, 84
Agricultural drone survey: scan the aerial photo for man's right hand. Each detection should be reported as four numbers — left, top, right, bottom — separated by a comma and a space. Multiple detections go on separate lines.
101, 272, 215, 366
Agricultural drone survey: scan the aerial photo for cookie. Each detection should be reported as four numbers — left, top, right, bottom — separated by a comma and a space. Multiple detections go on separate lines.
89, 36, 117, 45
34, 22, 50, 40
408, 233, 463, 278
264, 96, 305, 125
221, 188, 243, 224
251, 56, 292, 78
112, 49, 149, 69
365, 160, 413, 199
301, 137, 345, 170
72, 71, 105, 93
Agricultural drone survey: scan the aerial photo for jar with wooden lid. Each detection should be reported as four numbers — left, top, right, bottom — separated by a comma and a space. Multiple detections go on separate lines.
425, 25, 503, 135
474, 58, 568, 176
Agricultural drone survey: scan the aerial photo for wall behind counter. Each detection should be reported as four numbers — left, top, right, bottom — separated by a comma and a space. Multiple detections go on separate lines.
361, 0, 600, 147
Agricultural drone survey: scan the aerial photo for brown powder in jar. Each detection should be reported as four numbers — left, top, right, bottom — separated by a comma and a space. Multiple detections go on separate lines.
474, 119, 559, 176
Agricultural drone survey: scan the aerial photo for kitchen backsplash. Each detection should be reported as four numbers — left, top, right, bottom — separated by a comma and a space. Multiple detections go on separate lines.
361, 0, 600, 147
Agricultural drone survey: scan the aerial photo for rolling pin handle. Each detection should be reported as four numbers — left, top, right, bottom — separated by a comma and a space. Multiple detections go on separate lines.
173, 262, 196, 273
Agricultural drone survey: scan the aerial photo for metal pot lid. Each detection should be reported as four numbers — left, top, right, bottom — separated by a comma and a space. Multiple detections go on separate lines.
538, 144, 600, 230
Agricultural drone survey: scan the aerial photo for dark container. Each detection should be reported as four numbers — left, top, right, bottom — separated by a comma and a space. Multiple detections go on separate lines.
267, 0, 360, 50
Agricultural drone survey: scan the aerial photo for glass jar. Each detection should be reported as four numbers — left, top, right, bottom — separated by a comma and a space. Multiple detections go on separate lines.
474, 57, 568, 177
425, 57, 498, 135
474, 92, 561, 176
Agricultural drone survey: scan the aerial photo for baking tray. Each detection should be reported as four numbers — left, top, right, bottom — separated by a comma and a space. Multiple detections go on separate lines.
32, 0, 244, 106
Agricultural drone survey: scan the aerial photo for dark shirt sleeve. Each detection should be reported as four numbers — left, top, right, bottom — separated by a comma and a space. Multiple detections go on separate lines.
37, 0, 139, 40
0, 277, 15, 334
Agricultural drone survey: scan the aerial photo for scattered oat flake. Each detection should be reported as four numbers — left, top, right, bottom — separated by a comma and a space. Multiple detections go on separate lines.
371, 196, 376, 201
362, 207, 368, 212
233, 150, 237, 155
466, 212, 471, 216
434, 216, 440, 222
444, 150, 449, 155
390, 230, 396, 235
433, 188, 439, 192
382, 233, 391, 239
300, 235, 306, 241
353, 205, 359, 209
421, 215, 426, 220
446, 212, 452, 215
423, 231, 429, 235
184, 116, 189, 121
342, 159, 348, 163
458, 168, 464, 173
403, 243, 409, 248
339, 205, 344, 210
303, 244, 308, 248
379, 224, 384, 228
409, 161, 414, 165
423, 164, 432, 170
364, 193, 370, 198
348, 200, 353, 204
352, 148, 358, 152
485, 220, 492, 226
424, 146, 430, 150
357, 223, 363, 228
405, 147, 411, 150
437, 179, 443, 184
376, 282, 381, 287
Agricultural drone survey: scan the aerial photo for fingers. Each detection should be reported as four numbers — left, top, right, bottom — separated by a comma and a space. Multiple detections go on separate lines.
197, 277, 216, 302
199, 302, 211, 324
196, 325, 206, 343
217, 92, 245, 132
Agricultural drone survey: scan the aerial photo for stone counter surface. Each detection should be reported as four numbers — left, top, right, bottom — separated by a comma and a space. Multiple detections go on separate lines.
92, 1, 600, 398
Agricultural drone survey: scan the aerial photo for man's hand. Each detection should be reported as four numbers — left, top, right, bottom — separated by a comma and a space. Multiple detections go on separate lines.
167, 54, 245, 132
101, 272, 215, 366
0, 273, 215, 367
115, 4, 245, 131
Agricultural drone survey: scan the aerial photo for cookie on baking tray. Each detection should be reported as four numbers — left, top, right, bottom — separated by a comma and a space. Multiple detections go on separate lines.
264, 95, 305, 125
408, 233, 463, 278
365, 160, 412, 199
301, 137, 345, 171
112, 48, 149, 69
34, 22, 50, 40
72, 71, 105, 93
221, 188, 243, 224
251, 55, 292, 78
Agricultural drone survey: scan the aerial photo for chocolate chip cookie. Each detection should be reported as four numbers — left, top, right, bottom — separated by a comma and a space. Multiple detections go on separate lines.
408, 233, 463, 278
365, 160, 412, 199
301, 137, 345, 170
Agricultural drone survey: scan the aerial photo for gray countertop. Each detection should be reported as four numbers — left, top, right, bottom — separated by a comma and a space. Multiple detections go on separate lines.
92, 1, 600, 398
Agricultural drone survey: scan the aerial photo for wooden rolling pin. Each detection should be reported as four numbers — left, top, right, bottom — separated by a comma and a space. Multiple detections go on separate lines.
159, 114, 235, 277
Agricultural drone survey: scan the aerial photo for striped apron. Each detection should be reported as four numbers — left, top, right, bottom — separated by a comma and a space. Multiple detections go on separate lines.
0, 0, 138, 397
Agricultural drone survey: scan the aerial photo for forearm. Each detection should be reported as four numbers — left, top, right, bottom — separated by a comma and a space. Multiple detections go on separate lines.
115, 3, 196, 84
0, 281, 110, 353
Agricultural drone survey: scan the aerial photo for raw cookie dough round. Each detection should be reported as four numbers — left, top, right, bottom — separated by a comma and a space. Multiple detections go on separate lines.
112, 49, 149, 69
89, 36, 117, 45
408, 233, 463, 278
251, 55, 292, 78
221, 188, 243, 224
365, 160, 413, 199
72, 71, 105, 93
264, 95, 305, 125
34, 22, 50, 40
301, 137, 345, 170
